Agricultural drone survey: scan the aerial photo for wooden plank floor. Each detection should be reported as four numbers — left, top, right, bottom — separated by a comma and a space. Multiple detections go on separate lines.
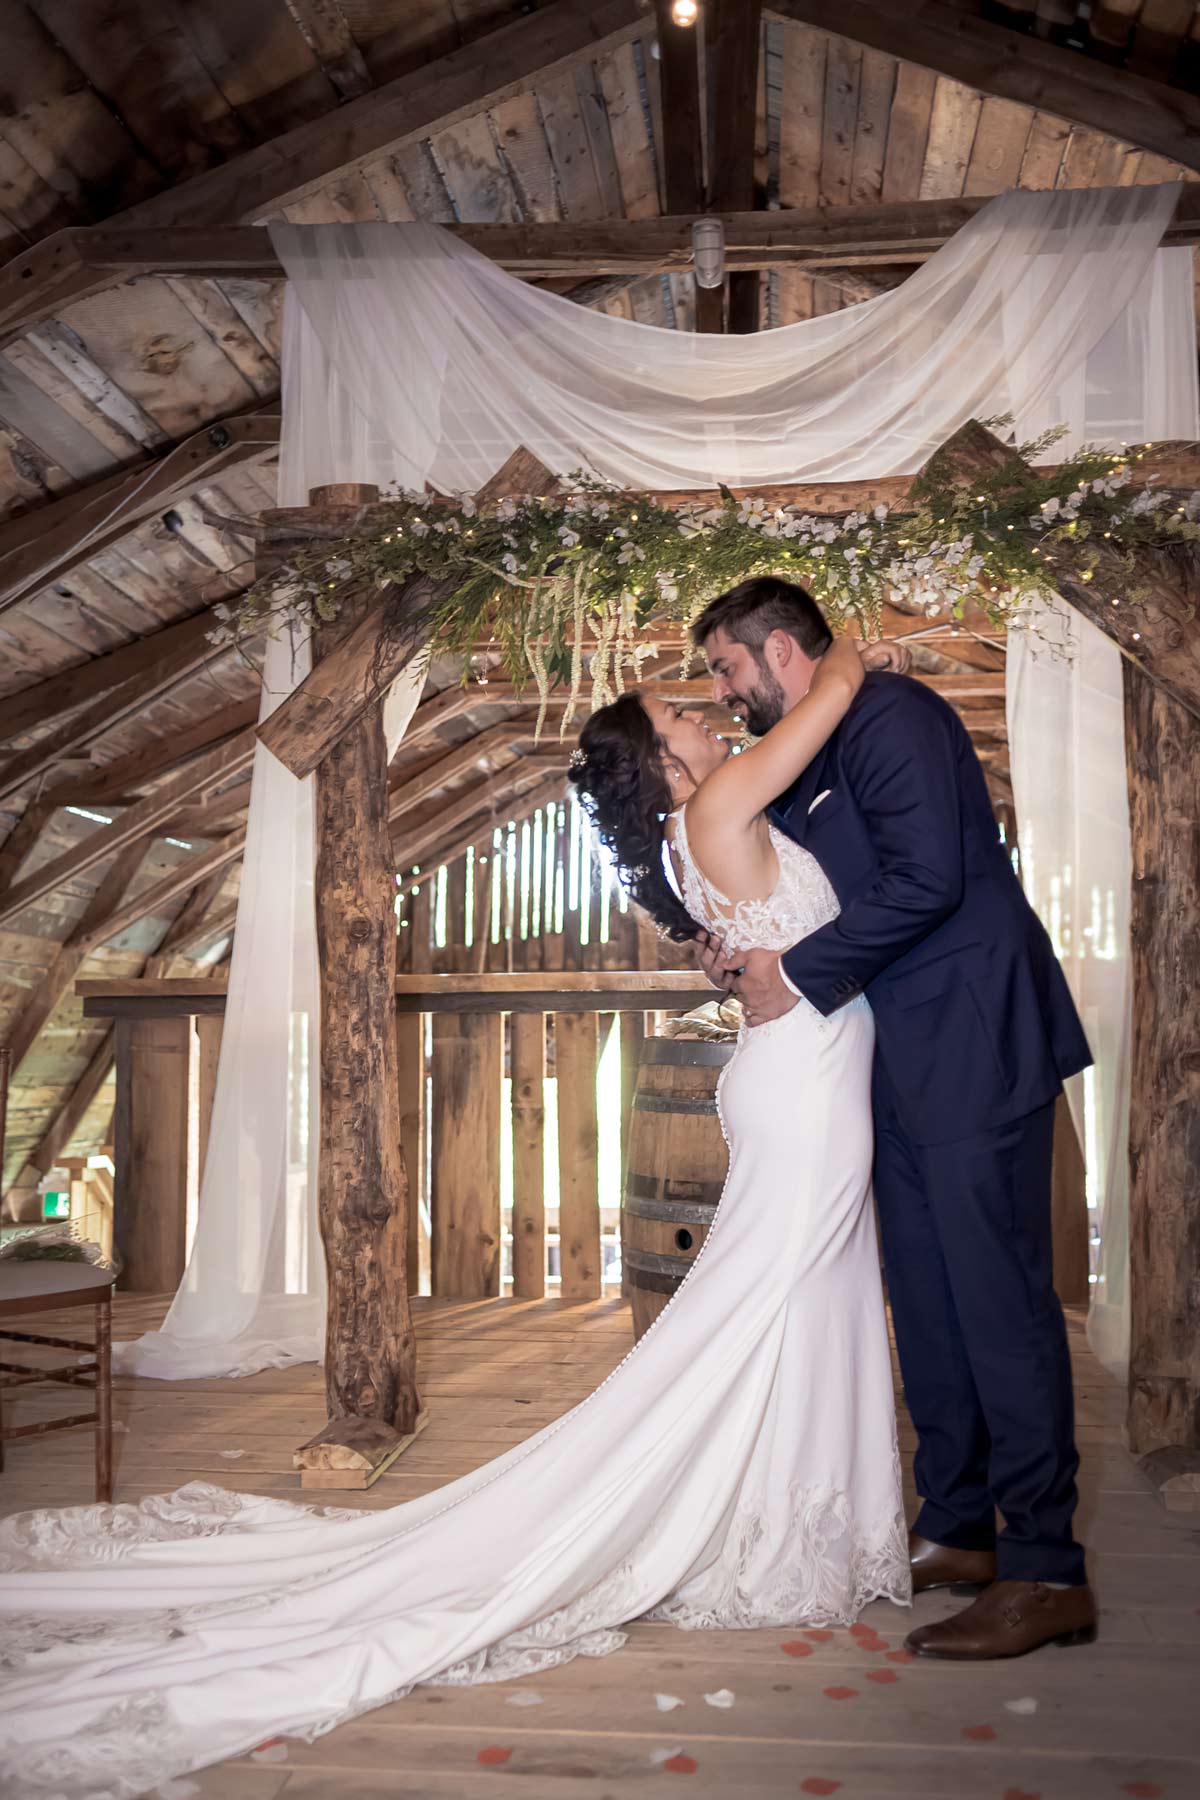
2, 1295, 1198, 1800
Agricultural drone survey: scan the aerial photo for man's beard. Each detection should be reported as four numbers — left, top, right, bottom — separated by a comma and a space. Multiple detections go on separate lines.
733, 663, 787, 737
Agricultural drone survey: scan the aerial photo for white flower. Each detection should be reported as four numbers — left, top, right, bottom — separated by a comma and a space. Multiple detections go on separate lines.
874, 504, 889, 521
1040, 496, 1061, 521
323, 556, 352, 578
410, 519, 430, 538
460, 496, 477, 518
501, 552, 519, 573
496, 498, 517, 522
558, 528, 581, 548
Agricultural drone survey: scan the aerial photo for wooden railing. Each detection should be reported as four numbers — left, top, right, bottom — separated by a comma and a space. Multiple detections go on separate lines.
78, 974, 712, 1297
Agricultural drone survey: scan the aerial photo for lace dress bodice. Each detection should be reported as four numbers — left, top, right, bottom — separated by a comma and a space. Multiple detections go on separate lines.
671, 805, 840, 955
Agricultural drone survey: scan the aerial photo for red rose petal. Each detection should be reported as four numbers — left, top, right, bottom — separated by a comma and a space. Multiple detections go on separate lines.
665, 1754, 698, 1774
886, 1649, 916, 1663
1120, 1785, 1164, 1798
806, 1629, 834, 1642
848, 1623, 874, 1639
252, 1740, 284, 1752
1003, 1789, 1042, 1800
823, 1686, 859, 1701
866, 1669, 899, 1684
962, 1724, 996, 1742
800, 1782, 843, 1797
782, 1640, 814, 1657
477, 1747, 513, 1766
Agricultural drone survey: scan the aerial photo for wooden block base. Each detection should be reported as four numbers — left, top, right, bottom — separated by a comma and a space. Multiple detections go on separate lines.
1138, 1447, 1200, 1513
294, 1409, 431, 1490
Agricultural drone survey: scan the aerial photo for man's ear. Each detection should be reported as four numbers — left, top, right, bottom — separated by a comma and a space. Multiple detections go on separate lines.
764, 628, 795, 672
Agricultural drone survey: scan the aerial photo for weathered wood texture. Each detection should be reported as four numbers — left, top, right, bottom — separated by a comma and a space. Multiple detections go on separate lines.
555, 1010, 602, 1299
1124, 660, 1200, 1460
510, 1010, 547, 1298
112, 1015, 191, 1293
312, 591, 419, 1433
394, 1011, 427, 1298
429, 1012, 503, 1296
1052, 1092, 1091, 1308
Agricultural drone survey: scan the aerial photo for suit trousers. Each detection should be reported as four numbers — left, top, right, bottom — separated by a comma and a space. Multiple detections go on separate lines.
872, 1089, 1086, 1585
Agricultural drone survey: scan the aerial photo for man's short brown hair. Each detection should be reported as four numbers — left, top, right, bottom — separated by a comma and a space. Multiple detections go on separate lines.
691, 576, 833, 660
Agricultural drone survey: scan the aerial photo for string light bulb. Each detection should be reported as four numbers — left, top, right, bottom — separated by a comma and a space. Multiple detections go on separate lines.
671, 0, 699, 23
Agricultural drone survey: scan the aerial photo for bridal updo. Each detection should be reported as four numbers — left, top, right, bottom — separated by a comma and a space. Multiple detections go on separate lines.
567, 693, 699, 942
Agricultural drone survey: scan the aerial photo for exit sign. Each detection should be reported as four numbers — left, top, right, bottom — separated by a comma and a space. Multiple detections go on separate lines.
41, 1192, 71, 1221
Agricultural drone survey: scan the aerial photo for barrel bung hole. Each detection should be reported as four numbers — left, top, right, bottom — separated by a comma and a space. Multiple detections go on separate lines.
675, 1228, 694, 1252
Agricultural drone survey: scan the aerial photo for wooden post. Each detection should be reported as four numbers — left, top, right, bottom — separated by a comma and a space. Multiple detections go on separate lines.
112, 1015, 192, 1291
430, 1012, 502, 1295
1051, 1092, 1090, 1307
307, 507, 421, 1460
556, 1010, 601, 1299
395, 1010, 427, 1296
194, 1012, 223, 1192
1124, 659, 1200, 1503
510, 1010, 546, 1298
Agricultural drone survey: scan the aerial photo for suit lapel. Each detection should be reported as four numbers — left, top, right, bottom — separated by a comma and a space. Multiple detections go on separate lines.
769, 738, 833, 844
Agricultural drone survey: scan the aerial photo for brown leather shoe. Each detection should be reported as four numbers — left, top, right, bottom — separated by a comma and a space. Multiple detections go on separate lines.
909, 1530, 996, 1595
905, 1579, 1098, 1660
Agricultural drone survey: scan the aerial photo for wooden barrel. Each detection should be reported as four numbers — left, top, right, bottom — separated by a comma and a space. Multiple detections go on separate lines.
621, 1037, 735, 1340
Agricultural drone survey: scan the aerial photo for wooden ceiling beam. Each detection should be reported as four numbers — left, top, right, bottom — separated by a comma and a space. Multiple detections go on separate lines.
653, 0, 722, 331
55, 696, 262, 806
12, 184, 1199, 336
707, 0, 765, 334
0, 728, 257, 927
765, 1, 1200, 173
0, 411, 280, 617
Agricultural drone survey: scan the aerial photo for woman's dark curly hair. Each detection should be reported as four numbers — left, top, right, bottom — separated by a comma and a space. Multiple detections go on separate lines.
567, 692, 699, 942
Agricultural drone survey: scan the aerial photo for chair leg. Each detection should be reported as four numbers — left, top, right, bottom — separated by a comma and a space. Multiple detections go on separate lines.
95, 1293, 113, 1504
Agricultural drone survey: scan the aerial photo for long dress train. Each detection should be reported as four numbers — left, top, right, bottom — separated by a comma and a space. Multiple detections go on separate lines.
0, 815, 909, 1799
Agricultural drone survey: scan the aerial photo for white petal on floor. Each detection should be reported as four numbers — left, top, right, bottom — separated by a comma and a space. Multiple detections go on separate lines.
704, 1689, 736, 1709
219, 1449, 246, 1460
505, 1690, 544, 1707
1003, 1696, 1039, 1715
654, 1694, 685, 1712
648, 1747, 684, 1765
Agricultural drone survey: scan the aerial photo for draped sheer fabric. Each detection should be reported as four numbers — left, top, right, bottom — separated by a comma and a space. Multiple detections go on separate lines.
118, 183, 1186, 1382
270, 183, 1179, 495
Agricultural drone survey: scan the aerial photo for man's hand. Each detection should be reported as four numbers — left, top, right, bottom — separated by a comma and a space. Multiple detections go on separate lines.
695, 929, 743, 992
731, 947, 801, 1028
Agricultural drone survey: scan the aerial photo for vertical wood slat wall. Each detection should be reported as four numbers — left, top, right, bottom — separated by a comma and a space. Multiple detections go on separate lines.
394, 796, 694, 1300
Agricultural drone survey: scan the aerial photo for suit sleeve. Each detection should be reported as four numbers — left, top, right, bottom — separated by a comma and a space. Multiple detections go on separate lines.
781, 679, 965, 1016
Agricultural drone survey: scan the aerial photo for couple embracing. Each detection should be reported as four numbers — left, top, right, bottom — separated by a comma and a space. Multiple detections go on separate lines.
0, 580, 1095, 1795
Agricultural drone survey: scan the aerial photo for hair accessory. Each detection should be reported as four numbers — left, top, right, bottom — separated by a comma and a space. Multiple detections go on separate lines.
631, 864, 649, 880
568, 747, 587, 770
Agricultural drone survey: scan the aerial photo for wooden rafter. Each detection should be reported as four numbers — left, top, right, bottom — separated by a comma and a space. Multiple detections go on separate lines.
0, 618, 228, 805
708, 0, 765, 334
0, 412, 279, 617
766, 0, 1200, 172
54, 697, 261, 807
9, 185, 1199, 344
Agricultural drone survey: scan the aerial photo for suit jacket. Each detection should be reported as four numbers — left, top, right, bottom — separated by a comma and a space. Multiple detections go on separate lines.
771, 671, 1092, 1146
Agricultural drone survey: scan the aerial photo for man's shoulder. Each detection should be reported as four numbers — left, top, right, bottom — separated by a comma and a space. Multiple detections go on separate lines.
844, 669, 962, 734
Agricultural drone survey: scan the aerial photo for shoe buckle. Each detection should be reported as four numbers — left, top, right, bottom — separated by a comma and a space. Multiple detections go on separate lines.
1002, 1603, 1022, 1628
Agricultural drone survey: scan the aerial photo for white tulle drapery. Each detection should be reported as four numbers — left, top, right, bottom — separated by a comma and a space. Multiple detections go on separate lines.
118, 182, 1186, 1381
269, 183, 1179, 494
1006, 243, 1199, 1377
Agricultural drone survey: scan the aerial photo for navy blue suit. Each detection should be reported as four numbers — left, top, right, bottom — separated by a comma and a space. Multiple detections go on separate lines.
771, 672, 1091, 1584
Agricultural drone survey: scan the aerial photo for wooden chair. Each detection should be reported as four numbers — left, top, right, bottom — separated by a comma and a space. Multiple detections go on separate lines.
0, 1044, 116, 1503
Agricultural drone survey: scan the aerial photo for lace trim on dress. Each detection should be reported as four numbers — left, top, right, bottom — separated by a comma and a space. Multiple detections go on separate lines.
671, 807, 841, 956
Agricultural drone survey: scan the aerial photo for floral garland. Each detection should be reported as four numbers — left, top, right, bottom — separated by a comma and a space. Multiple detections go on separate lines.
219, 432, 1200, 731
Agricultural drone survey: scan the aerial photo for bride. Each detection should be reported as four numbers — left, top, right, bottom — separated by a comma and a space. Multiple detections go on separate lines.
0, 634, 909, 1800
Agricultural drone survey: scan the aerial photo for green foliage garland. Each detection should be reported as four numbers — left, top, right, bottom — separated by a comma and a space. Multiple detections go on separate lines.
218, 435, 1200, 731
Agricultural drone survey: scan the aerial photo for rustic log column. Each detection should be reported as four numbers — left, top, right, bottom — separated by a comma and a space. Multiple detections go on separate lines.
430, 1012, 502, 1295
307, 485, 421, 1458
112, 1015, 192, 1291
1124, 660, 1200, 1502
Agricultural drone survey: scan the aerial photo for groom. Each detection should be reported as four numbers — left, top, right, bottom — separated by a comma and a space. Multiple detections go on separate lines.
693, 576, 1097, 1660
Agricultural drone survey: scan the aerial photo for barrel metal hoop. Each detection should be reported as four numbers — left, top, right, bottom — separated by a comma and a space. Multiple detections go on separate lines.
641, 1038, 736, 1067
623, 1246, 697, 1280
621, 1194, 716, 1226
625, 1263, 683, 1296
633, 1092, 717, 1116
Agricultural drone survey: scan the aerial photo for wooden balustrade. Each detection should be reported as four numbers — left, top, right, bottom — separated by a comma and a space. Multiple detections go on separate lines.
78, 973, 710, 1300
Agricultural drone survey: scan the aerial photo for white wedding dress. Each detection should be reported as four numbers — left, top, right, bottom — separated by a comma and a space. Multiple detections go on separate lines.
0, 812, 908, 1799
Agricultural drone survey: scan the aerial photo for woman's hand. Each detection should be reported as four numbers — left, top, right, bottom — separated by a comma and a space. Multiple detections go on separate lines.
857, 637, 913, 674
